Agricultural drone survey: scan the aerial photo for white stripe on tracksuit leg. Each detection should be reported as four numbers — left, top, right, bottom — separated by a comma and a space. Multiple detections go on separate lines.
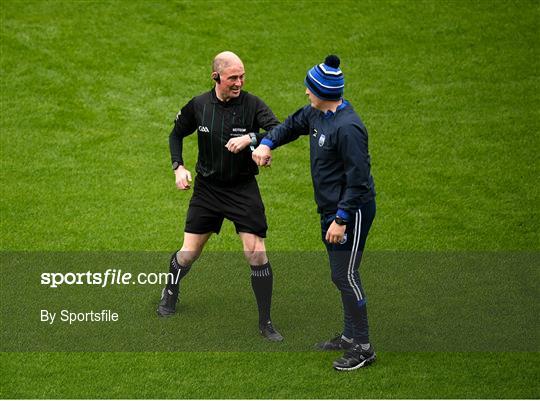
347, 209, 363, 301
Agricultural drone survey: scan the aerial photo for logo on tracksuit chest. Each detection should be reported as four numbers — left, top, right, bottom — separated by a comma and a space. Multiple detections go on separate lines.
313, 127, 327, 147
318, 133, 326, 147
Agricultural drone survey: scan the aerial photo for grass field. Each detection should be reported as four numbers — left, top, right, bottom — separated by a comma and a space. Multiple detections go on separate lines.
1, 0, 539, 399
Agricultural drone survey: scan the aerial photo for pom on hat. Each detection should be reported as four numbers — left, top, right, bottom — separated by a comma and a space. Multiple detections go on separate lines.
324, 55, 340, 68
304, 55, 344, 101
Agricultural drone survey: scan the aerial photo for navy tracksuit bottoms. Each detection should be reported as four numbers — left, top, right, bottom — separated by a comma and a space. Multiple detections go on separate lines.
321, 199, 376, 344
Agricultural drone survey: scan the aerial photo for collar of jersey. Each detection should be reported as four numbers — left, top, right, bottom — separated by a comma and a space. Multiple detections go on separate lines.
211, 88, 243, 105
322, 99, 349, 119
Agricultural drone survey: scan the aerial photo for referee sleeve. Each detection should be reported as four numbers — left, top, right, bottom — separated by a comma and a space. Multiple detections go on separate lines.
169, 99, 197, 165
254, 98, 280, 144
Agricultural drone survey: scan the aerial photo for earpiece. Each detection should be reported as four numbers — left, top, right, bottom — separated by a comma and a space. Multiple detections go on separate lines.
212, 73, 221, 83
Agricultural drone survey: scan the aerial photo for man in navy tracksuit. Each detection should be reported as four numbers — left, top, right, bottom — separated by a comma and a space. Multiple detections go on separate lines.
252, 55, 376, 371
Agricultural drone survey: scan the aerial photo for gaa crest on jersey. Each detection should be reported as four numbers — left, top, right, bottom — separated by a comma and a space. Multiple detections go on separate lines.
318, 133, 326, 147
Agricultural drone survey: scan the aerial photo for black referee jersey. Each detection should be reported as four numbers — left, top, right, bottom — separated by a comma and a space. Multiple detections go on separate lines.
169, 89, 279, 183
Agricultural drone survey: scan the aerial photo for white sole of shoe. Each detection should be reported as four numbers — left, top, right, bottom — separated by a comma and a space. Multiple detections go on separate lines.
333, 354, 376, 371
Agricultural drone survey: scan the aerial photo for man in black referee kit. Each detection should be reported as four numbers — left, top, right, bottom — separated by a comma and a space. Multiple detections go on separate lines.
157, 51, 283, 342
252, 55, 377, 368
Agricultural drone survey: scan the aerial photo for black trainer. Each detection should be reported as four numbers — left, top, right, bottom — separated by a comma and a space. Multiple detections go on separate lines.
316, 333, 354, 350
156, 287, 179, 317
333, 343, 376, 371
259, 320, 284, 342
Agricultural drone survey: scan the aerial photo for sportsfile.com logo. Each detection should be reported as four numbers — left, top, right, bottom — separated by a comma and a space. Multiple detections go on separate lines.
40, 269, 178, 288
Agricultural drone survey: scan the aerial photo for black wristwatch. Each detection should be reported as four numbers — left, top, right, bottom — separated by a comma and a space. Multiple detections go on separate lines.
172, 161, 182, 171
334, 216, 348, 226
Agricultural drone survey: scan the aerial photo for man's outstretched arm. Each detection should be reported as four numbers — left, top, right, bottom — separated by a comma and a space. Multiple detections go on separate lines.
252, 106, 310, 166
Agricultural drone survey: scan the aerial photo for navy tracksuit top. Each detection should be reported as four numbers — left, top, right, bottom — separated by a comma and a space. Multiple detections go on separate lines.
261, 100, 375, 220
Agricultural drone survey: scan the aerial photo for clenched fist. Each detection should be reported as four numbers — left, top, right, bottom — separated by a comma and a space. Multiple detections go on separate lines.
252, 144, 272, 166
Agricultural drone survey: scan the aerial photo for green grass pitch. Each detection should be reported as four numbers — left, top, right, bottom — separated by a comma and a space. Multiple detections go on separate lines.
1, 0, 539, 399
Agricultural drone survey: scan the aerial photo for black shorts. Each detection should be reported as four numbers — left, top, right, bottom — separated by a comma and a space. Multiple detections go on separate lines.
184, 175, 268, 238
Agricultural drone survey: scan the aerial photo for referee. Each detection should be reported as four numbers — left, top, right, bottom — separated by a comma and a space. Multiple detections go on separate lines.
157, 51, 283, 342
252, 55, 377, 367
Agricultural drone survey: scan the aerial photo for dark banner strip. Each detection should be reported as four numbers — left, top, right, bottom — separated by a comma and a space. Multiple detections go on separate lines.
1, 251, 538, 352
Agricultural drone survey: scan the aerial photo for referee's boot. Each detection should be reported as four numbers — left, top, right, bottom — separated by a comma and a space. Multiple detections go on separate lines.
315, 333, 354, 351
157, 287, 179, 317
332, 343, 376, 371
259, 320, 284, 342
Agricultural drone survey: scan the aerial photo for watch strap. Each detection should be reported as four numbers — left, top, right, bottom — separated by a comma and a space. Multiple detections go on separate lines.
249, 132, 257, 146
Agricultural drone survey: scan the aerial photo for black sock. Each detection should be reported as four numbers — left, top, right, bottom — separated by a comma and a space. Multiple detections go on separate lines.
250, 262, 273, 326
166, 251, 191, 292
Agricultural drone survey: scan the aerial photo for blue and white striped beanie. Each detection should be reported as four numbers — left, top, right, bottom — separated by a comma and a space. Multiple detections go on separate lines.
304, 55, 344, 100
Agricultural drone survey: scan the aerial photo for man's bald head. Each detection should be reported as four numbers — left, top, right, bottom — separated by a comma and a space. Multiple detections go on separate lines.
212, 51, 244, 74
211, 51, 245, 102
